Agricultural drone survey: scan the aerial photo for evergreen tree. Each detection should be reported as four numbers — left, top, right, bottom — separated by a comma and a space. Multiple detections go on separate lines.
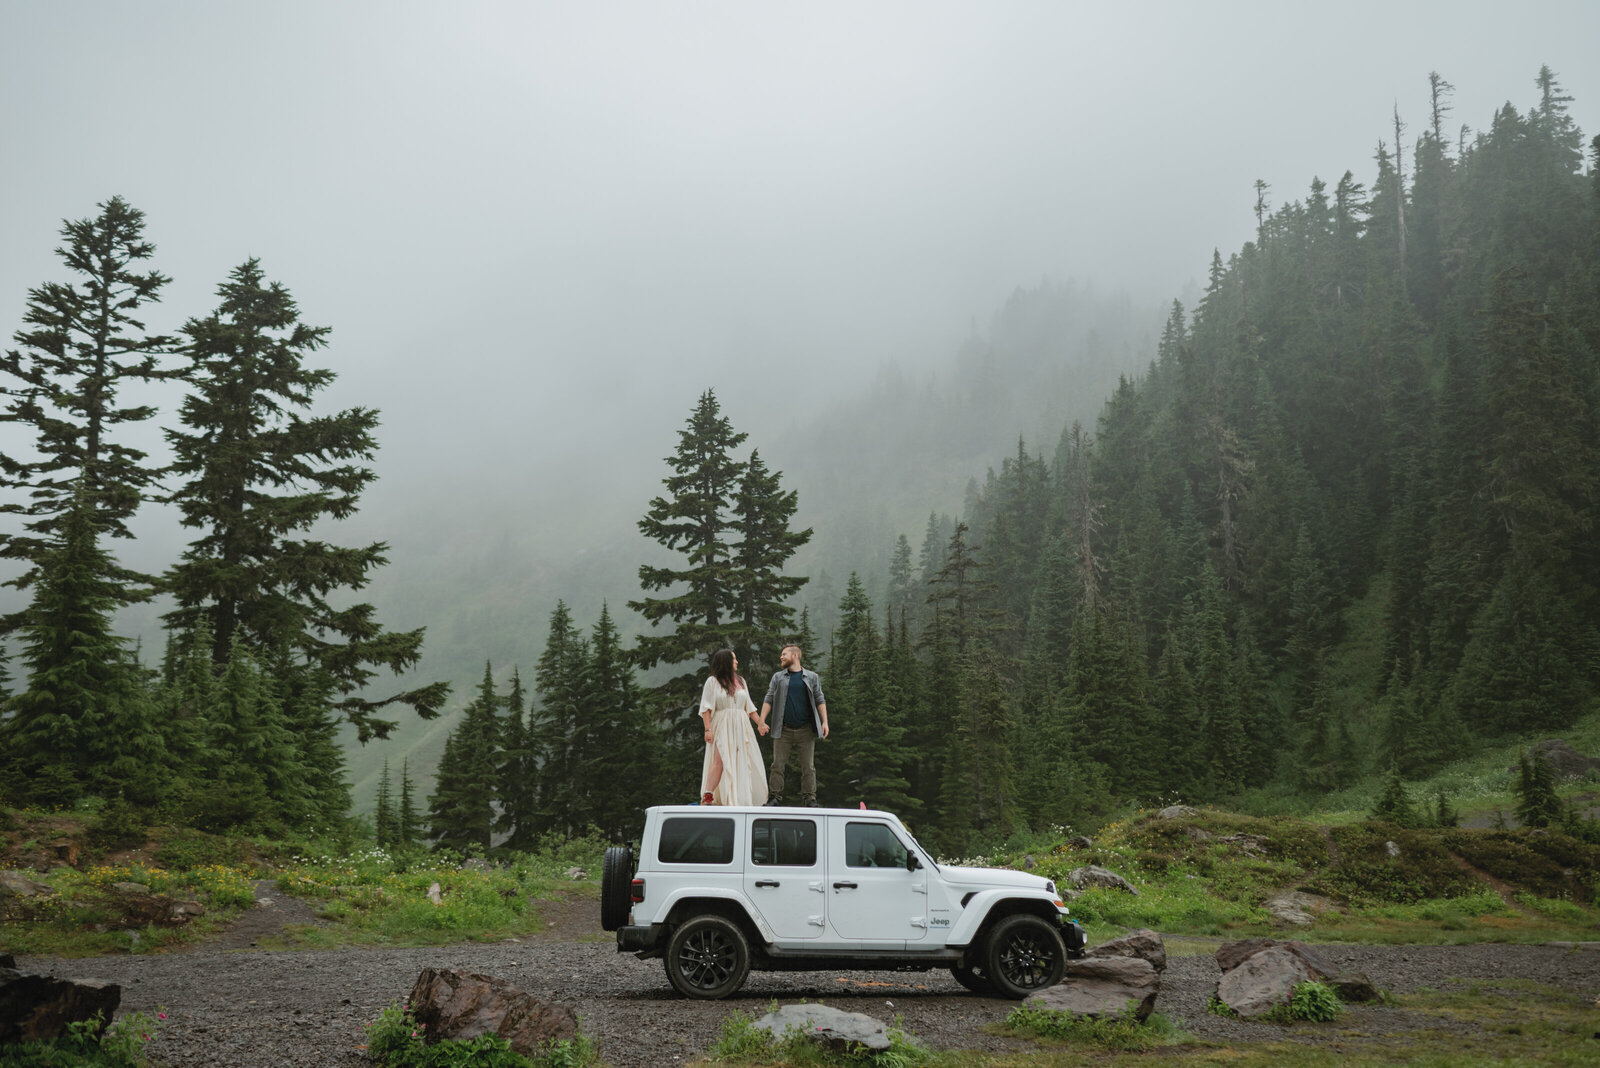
730, 449, 812, 681
0, 198, 174, 802
531, 604, 588, 834
1514, 750, 1562, 829
427, 663, 501, 854
630, 390, 749, 781
584, 604, 653, 839
496, 668, 536, 849
163, 260, 447, 742
397, 758, 421, 848
374, 759, 397, 847
1371, 767, 1418, 827
631, 391, 809, 792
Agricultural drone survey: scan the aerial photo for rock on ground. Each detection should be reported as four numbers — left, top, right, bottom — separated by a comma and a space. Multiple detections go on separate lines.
753, 1003, 895, 1052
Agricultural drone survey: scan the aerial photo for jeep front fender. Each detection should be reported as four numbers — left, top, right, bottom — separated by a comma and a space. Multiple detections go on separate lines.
945, 889, 1066, 947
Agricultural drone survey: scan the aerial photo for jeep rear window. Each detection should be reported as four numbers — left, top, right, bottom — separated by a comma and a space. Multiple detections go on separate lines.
658, 817, 735, 864
751, 819, 817, 866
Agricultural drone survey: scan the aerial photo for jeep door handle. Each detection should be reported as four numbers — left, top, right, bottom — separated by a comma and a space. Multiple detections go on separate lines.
832, 881, 858, 890
754, 880, 780, 888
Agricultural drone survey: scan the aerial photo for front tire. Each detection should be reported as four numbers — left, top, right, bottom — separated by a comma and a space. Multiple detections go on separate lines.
665, 915, 750, 999
600, 846, 633, 932
983, 914, 1066, 999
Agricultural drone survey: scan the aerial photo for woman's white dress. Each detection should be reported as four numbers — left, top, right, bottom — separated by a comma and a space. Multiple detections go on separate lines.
700, 677, 769, 806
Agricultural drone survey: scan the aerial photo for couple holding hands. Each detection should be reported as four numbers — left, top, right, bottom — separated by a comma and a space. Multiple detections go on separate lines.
699, 644, 828, 808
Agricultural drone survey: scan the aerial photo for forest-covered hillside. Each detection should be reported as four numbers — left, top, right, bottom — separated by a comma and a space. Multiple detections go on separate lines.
3, 68, 1596, 859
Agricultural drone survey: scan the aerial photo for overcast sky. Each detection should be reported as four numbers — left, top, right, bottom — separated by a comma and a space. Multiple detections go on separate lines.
4, 0, 1598, 574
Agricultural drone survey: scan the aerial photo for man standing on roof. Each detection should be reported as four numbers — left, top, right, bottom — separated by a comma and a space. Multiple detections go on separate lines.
758, 643, 828, 807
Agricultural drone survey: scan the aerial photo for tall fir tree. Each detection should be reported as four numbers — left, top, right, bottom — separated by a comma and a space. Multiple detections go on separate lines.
163, 259, 447, 742
426, 662, 501, 854
0, 198, 174, 802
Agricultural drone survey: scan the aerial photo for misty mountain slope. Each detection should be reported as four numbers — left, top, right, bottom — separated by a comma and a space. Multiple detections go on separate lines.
342, 280, 1160, 810
769, 280, 1163, 629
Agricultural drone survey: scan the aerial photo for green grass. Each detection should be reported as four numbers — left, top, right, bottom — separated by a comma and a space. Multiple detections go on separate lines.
701, 979, 1600, 1067
0, 861, 257, 957
264, 835, 607, 946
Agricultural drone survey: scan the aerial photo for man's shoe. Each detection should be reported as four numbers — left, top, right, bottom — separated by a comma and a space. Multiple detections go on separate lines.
764, 796, 783, 806
804, 800, 819, 808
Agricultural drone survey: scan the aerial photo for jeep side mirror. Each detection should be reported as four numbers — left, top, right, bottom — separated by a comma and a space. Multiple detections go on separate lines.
905, 852, 921, 872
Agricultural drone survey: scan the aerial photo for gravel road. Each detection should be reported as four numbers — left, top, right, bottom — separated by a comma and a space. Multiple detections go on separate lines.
11, 890, 1600, 1066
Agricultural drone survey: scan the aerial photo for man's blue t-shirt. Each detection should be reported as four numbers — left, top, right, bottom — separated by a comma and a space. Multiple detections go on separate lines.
783, 670, 812, 728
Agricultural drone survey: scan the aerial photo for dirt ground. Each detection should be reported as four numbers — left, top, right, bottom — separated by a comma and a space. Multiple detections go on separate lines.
11, 887, 1600, 1067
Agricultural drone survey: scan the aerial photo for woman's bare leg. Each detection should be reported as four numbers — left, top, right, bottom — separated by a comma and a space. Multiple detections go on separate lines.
704, 742, 724, 799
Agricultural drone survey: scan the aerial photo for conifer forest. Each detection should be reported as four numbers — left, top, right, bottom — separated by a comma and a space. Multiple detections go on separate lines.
3, 69, 1599, 857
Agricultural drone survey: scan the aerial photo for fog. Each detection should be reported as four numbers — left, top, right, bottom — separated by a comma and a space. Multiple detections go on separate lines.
4, 1, 1598, 718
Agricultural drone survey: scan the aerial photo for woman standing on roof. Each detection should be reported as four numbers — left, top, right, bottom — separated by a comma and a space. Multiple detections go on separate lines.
699, 649, 769, 806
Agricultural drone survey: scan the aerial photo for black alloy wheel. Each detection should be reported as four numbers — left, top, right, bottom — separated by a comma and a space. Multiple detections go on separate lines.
983, 914, 1067, 999
664, 915, 751, 999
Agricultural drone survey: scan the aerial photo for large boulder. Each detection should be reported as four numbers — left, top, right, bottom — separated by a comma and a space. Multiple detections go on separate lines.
407, 968, 577, 1056
1065, 865, 1139, 896
0, 965, 121, 1044
1215, 938, 1337, 979
0, 871, 55, 901
1029, 956, 1160, 1021
1511, 740, 1600, 780
1085, 927, 1166, 973
1157, 805, 1198, 819
1214, 945, 1317, 1018
752, 1003, 897, 1052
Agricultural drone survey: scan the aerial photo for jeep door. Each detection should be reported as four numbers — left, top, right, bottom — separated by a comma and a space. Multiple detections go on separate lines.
824, 817, 929, 946
744, 815, 826, 941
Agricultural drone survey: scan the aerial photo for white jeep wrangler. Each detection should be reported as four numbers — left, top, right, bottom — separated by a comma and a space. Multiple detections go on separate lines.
601, 803, 1086, 999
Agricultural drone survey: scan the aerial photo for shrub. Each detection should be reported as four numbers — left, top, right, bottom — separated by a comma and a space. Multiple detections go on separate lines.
0, 1009, 165, 1068
1266, 981, 1343, 1023
362, 1000, 597, 1068
1005, 1004, 1175, 1051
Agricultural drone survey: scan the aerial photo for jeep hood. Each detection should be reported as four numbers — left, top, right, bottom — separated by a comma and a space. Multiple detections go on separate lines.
938, 865, 1055, 893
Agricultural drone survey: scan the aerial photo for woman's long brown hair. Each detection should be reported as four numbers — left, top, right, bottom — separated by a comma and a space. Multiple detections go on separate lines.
709, 648, 745, 694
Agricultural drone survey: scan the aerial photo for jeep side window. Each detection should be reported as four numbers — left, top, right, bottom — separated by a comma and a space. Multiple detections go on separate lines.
658, 817, 735, 864
843, 822, 908, 868
751, 818, 817, 866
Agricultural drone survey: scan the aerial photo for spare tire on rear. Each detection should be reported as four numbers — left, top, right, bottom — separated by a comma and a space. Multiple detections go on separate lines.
600, 845, 634, 932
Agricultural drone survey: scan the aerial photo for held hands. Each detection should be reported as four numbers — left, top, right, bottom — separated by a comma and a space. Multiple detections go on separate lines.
757, 721, 769, 736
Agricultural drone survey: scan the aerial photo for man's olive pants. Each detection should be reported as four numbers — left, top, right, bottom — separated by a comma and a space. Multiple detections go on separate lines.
768, 723, 817, 802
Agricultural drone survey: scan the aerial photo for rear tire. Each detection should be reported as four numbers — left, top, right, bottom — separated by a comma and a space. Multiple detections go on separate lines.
600, 845, 633, 932
983, 914, 1066, 999
951, 964, 996, 995
664, 915, 750, 999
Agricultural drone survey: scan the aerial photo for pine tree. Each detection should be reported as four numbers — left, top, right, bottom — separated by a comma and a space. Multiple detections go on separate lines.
884, 534, 915, 625
397, 758, 421, 848
584, 604, 653, 839
496, 668, 536, 849
374, 759, 397, 847
427, 663, 501, 854
730, 449, 812, 681
531, 604, 588, 835
0, 198, 175, 802
1371, 767, 1418, 827
163, 260, 447, 742
630, 390, 749, 783
1514, 750, 1562, 829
